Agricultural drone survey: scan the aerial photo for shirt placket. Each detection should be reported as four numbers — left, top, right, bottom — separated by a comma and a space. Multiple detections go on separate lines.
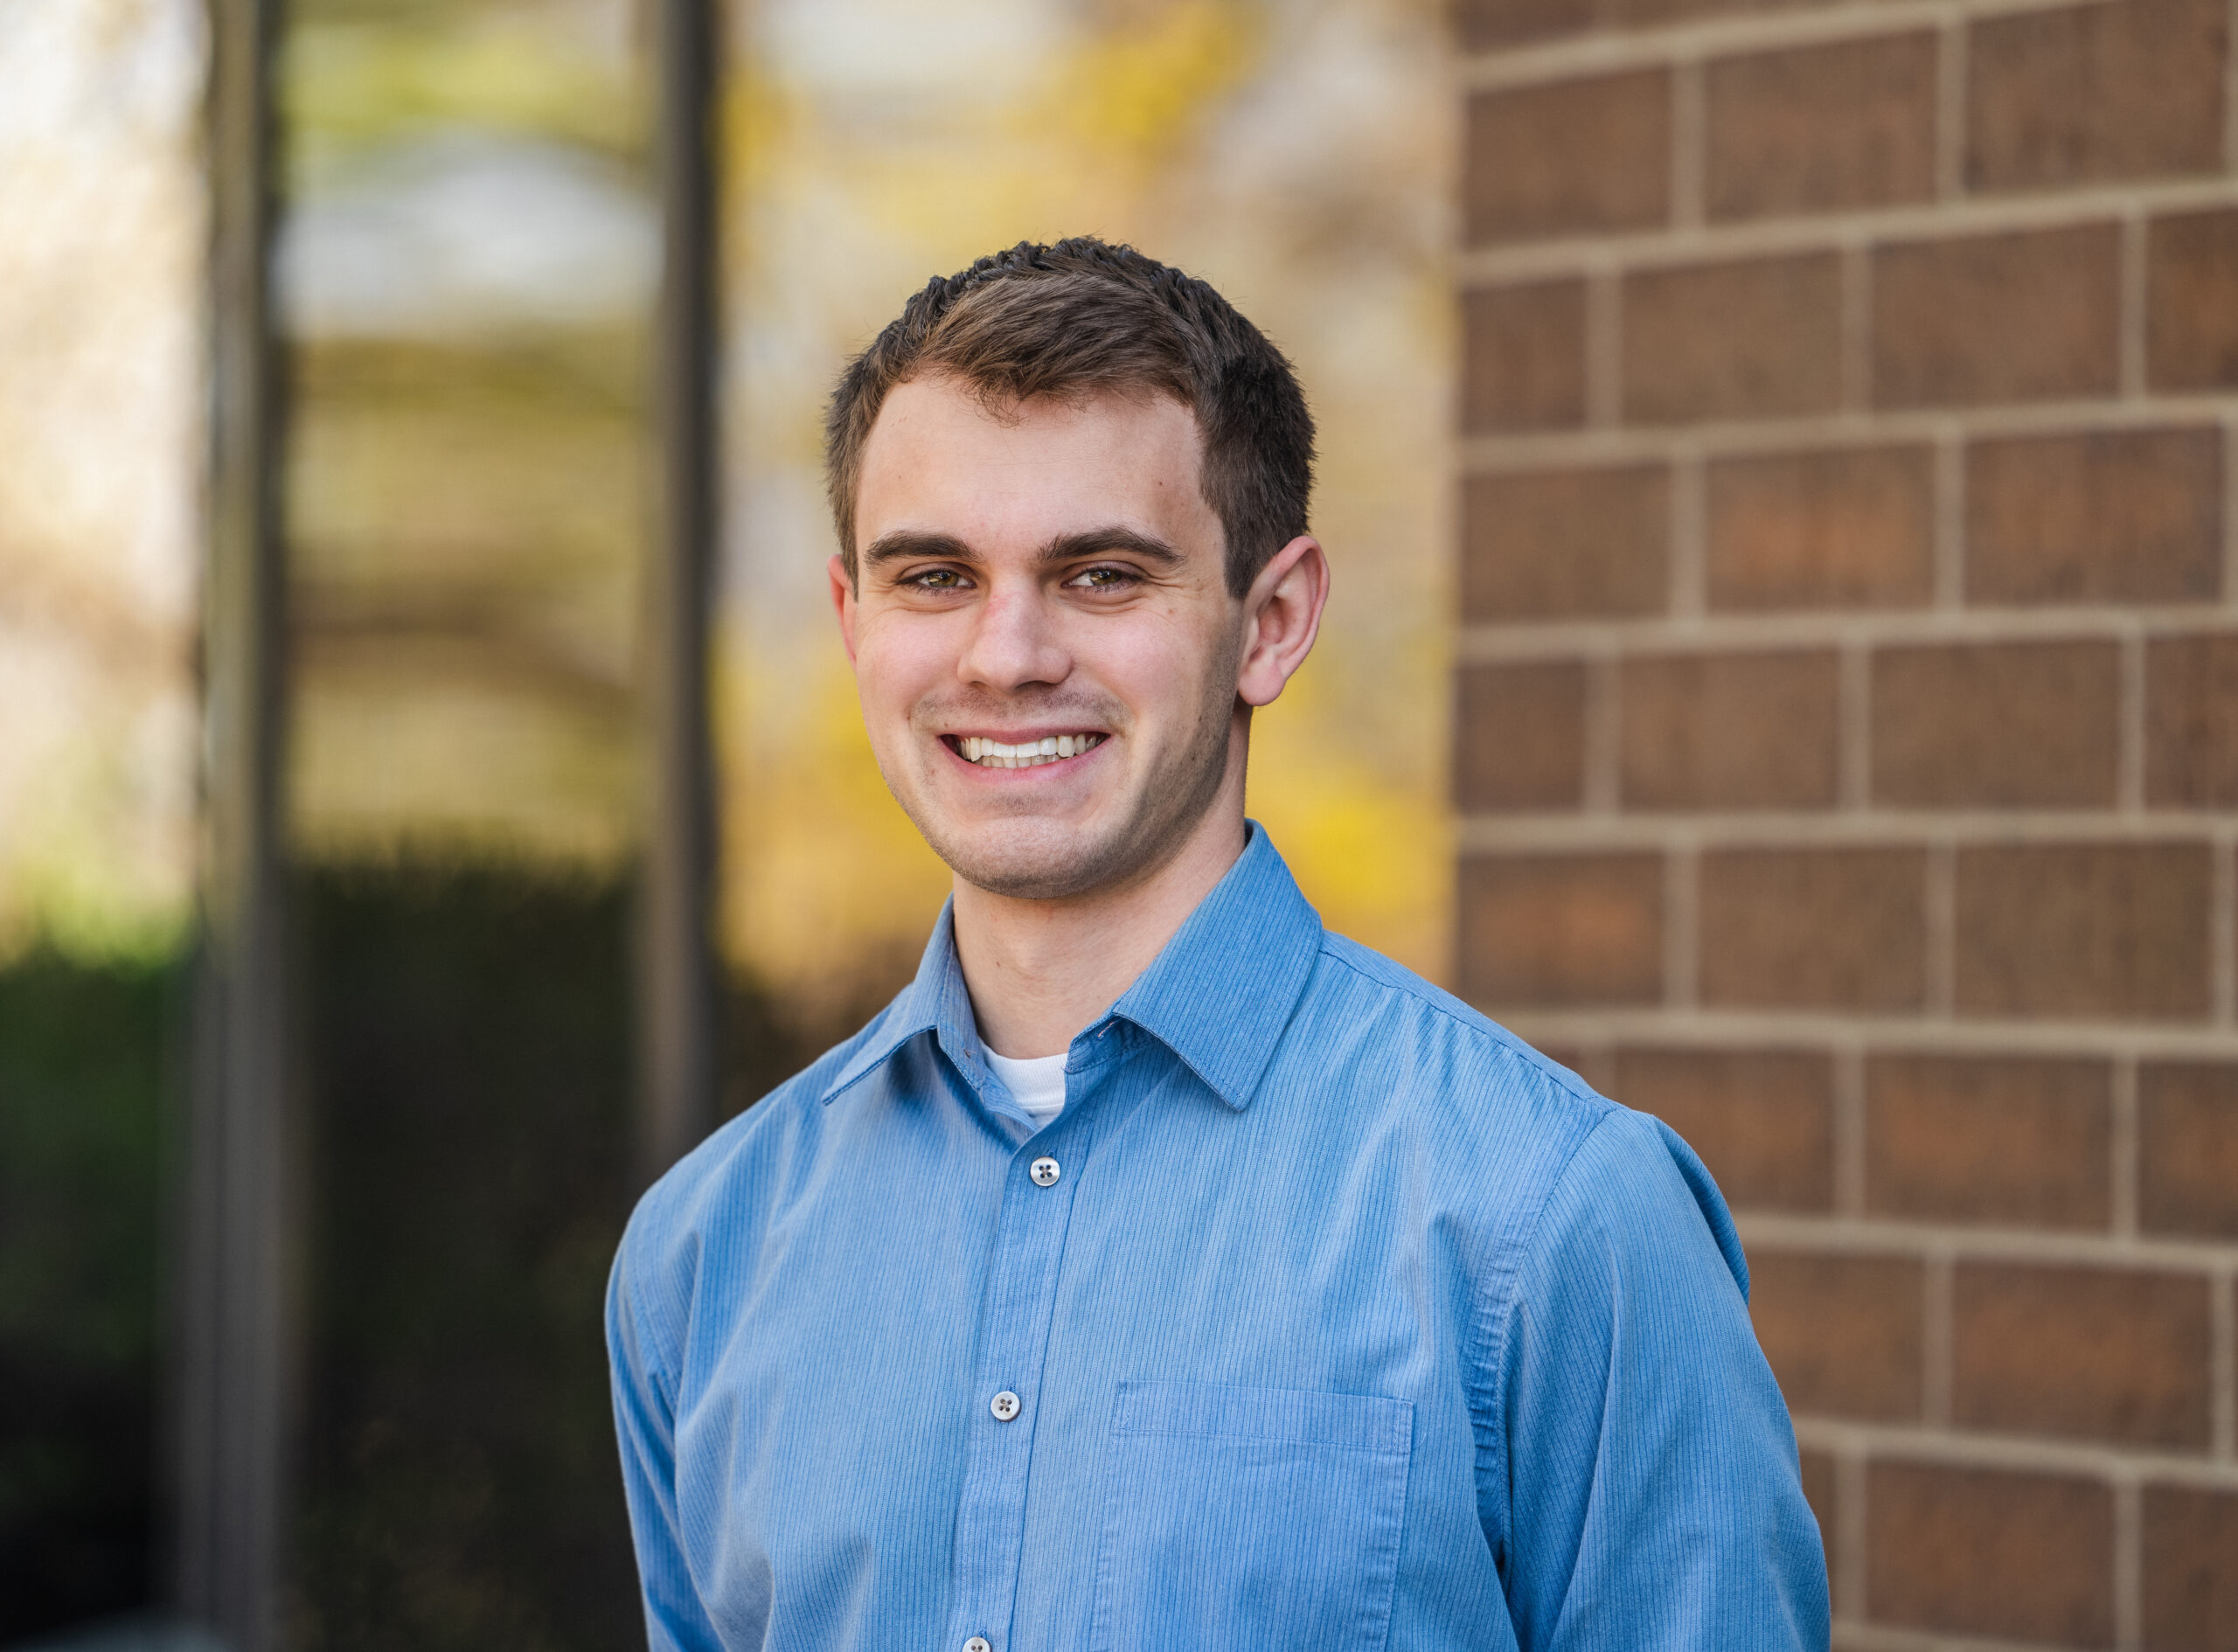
942, 1103, 1092, 1652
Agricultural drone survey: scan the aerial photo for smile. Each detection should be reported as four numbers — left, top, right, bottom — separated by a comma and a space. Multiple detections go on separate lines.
949, 732, 1106, 769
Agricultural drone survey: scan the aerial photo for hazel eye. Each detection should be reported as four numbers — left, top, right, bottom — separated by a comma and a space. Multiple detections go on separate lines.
1068, 566, 1135, 590
907, 566, 969, 590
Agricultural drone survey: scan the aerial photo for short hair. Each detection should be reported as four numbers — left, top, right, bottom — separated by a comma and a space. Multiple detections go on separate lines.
824, 238, 1316, 597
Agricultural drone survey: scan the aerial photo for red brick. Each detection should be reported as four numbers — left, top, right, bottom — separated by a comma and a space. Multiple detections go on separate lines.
1699, 848, 1926, 1010
1455, 662, 1587, 813
2149, 209, 2238, 392
2139, 1062, 2238, 1239
1867, 1462, 2112, 1646
1967, 427, 2223, 606
1955, 844, 2214, 1020
1706, 32, 1937, 221
1620, 649, 1839, 809
1464, 71, 1670, 246
1749, 1251, 1923, 1419
2143, 1485, 2238, 1652
1866, 1055, 2110, 1229
2148, 635, 2238, 807
1624, 253, 1842, 423
1461, 466, 1668, 621
1458, 853, 1664, 1006
1873, 224, 2120, 407
1871, 641, 2121, 807
1706, 445, 1935, 611
1954, 1263, 2213, 1448
1968, 0, 2226, 193
1462, 281, 1587, 434
1615, 1046, 1834, 1211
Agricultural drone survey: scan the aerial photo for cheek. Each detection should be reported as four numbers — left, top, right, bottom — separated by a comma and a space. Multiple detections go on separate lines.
851, 618, 952, 718
1076, 607, 1228, 725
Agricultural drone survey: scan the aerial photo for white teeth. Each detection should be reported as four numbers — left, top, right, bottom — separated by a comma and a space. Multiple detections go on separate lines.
956, 732, 1103, 768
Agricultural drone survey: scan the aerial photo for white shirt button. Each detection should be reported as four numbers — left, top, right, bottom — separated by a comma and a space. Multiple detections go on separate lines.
1030, 1156, 1060, 1187
965, 1639, 991, 1652
990, 1390, 1020, 1422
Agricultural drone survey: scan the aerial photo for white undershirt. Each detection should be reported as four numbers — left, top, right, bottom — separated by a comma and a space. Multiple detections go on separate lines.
984, 1047, 1068, 1125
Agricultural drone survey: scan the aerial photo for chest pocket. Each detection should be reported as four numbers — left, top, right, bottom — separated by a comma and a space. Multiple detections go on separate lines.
1088, 1379, 1414, 1652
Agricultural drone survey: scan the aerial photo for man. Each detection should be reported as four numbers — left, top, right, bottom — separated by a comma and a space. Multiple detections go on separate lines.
608, 238, 1829, 1651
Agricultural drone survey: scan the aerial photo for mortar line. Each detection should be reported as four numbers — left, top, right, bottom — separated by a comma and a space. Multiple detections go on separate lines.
2117, 627, 2146, 815
1456, 0, 2085, 93
2110, 1054, 2139, 1240
2222, 417, 2238, 602
1834, 1447, 1869, 1625
1922, 1245, 1954, 1426
1935, 14, 1967, 202
1671, 449, 1707, 617
1458, 603, 2238, 664
1456, 173, 2238, 287
1839, 242, 1873, 412
1672, 57, 1706, 230
2119, 213, 2149, 400
2113, 1478, 2142, 1652
1486, 1006, 2238, 1064
1933, 429, 1966, 610
1835, 1042, 1868, 1218
1456, 388, 2238, 472
2212, 1265, 2236, 1460
2226, 0, 2238, 174
1925, 840, 1956, 1019
2215, 826, 2237, 1027
1458, 809, 2238, 848
1665, 843, 1700, 1010
1583, 651, 1623, 816
1841, 642, 1874, 810
1585, 267, 1624, 429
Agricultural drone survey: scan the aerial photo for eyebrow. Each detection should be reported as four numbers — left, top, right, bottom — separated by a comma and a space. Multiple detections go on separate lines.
860, 524, 1187, 573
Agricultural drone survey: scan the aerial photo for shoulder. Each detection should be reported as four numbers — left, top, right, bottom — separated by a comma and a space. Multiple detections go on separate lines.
1297, 929, 1612, 1141
1292, 932, 1746, 1294
608, 1000, 905, 1348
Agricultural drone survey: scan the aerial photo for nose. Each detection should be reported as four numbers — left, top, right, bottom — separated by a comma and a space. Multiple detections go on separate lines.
955, 579, 1070, 692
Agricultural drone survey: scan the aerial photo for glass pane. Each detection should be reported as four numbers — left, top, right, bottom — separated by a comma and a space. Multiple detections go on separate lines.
0, 0, 205, 1635
275, 0, 652, 1639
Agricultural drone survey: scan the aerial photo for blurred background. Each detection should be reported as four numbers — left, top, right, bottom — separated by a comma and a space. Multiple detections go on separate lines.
10, 0, 2238, 1646
2, 0, 1447, 1643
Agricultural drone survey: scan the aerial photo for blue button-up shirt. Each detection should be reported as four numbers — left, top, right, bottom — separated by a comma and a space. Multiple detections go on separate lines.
608, 827, 1829, 1652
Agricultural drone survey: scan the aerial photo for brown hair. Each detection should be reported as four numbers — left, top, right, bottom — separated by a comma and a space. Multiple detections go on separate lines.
824, 238, 1316, 597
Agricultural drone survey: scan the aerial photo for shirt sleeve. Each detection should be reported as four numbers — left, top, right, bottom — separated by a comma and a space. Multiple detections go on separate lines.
607, 1228, 726, 1652
1491, 1107, 1831, 1652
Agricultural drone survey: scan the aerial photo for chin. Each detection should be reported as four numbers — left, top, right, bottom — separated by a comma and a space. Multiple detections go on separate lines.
923, 814, 1140, 902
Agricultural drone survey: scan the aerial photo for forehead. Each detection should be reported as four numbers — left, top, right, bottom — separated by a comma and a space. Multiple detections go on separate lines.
853, 376, 1216, 557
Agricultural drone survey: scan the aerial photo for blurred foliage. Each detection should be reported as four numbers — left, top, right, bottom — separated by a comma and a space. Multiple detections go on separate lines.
0, 0, 203, 963
281, 16, 645, 179
289, 868, 640, 1651
0, 950, 175, 1639
286, 330, 643, 865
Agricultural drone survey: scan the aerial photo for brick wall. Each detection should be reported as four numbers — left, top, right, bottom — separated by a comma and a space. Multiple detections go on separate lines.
1451, 1, 2238, 1645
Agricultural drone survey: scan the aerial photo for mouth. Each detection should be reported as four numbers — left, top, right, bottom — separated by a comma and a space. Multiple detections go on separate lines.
942, 732, 1108, 770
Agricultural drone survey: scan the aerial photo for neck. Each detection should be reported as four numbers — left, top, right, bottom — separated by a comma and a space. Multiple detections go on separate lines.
954, 750, 1249, 1060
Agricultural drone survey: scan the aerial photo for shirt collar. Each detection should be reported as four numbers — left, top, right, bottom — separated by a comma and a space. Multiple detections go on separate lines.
820, 823, 1324, 1112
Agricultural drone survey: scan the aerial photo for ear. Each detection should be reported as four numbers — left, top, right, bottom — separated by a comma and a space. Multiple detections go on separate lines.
1234, 535, 1329, 709
827, 552, 859, 664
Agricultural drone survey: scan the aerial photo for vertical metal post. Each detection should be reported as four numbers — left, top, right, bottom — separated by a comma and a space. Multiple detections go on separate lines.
177, 0, 288, 1642
638, 0, 723, 1183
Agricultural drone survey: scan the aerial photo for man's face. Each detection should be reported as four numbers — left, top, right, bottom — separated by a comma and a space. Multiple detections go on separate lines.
834, 375, 1247, 902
